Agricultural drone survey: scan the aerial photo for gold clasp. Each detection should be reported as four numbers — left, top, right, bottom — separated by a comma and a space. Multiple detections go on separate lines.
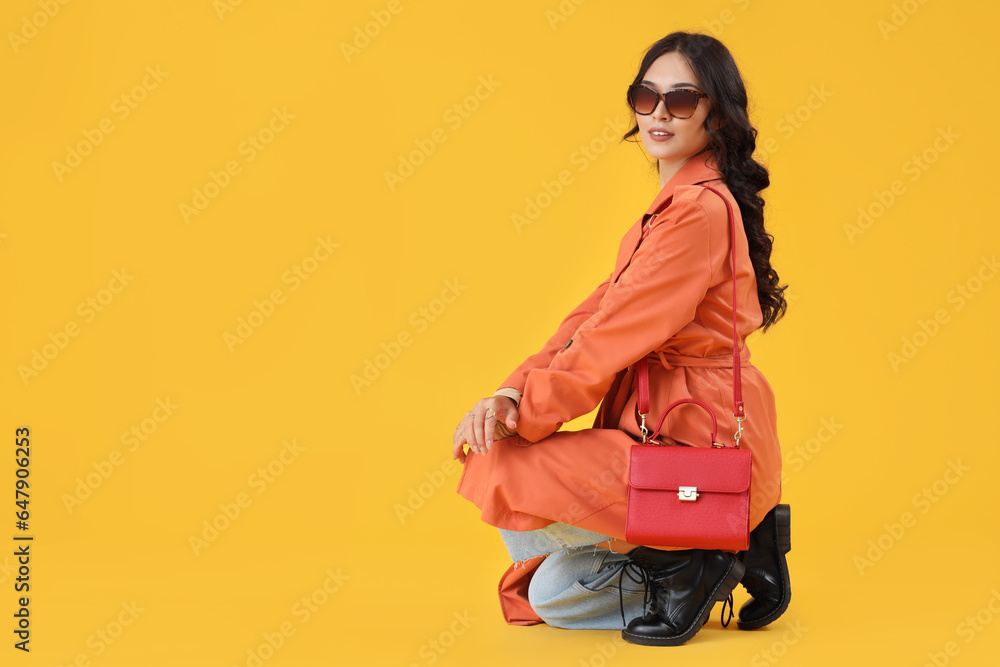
734, 415, 746, 448
639, 412, 660, 445
678, 486, 699, 501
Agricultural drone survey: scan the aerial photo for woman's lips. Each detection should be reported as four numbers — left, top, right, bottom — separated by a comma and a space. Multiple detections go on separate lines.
649, 129, 673, 142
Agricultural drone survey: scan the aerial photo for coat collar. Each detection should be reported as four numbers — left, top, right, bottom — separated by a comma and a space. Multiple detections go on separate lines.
643, 149, 726, 216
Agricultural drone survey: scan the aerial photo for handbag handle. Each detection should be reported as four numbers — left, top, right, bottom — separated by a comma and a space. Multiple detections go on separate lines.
634, 184, 746, 446
645, 398, 720, 447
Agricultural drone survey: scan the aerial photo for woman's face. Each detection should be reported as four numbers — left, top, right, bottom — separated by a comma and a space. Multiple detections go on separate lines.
634, 51, 712, 179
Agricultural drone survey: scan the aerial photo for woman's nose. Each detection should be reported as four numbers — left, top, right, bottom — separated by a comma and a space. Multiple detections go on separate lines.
652, 98, 671, 120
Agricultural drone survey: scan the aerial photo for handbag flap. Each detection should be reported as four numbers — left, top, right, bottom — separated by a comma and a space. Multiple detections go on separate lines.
629, 445, 751, 493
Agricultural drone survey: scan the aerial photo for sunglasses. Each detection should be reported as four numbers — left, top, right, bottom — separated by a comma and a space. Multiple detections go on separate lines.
627, 84, 708, 119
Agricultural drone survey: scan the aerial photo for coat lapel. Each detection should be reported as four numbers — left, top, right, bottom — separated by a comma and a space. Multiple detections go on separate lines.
607, 151, 725, 285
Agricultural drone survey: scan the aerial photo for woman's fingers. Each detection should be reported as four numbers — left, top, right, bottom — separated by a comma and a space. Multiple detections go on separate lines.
483, 398, 517, 450
452, 436, 467, 463
494, 421, 517, 439
463, 408, 487, 456
452, 411, 474, 461
472, 405, 486, 450
483, 405, 499, 450
454, 397, 519, 460
502, 404, 519, 430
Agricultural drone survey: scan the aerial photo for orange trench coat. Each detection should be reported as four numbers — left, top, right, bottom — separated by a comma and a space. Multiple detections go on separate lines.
455, 150, 783, 625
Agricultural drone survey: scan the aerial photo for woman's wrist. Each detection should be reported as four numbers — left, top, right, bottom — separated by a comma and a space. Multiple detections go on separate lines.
493, 387, 522, 407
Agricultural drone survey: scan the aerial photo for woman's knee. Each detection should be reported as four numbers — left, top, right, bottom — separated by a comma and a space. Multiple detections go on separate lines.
527, 547, 636, 628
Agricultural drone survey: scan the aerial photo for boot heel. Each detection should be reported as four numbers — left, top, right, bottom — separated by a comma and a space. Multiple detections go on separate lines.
724, 557, 746, 591
699, 557, 745, 629
713, 556, 745, 602
774, 504, 791, 554
736, 504, 792, 631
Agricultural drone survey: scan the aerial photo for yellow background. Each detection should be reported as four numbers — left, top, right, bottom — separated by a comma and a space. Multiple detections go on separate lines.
2, 0, 998, 665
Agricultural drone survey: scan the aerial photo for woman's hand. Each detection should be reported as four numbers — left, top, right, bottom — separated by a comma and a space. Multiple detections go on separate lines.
452, 396, 519, 463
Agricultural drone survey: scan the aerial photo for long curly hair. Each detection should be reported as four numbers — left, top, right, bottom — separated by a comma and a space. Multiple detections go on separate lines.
623, 31, 787, 331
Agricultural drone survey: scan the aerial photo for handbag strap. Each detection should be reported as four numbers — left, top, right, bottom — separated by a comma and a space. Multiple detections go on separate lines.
635, 184, 746, 445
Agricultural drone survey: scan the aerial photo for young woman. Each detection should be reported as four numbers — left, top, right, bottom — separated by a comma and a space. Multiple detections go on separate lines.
452, 31, 791, 647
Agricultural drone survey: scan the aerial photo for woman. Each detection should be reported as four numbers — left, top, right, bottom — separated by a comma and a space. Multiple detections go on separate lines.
452, 31, 791, 647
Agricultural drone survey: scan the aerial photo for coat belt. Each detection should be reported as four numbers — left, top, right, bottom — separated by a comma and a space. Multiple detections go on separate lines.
595, 351, 751, 429
643, 350, 751, 371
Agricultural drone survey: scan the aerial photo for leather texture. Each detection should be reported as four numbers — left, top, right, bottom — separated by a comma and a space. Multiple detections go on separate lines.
626, 443, 751, 550
737, 503, 791, 629
622, 547, 745, 646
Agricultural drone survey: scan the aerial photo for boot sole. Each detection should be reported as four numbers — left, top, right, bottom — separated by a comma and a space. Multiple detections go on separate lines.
622, 556, 746, 646
737, 503, 791, 630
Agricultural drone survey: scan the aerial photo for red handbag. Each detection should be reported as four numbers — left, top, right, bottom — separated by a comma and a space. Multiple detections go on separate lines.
623, 184, 752, 551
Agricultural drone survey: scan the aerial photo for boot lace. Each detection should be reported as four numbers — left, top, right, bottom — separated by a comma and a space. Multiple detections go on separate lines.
616, 559, 737, 630
720, 592, 735, 628
617, 561, 654, 628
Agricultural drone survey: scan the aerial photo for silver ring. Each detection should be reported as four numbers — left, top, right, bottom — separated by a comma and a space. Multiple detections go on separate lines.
484, 408, 496, 419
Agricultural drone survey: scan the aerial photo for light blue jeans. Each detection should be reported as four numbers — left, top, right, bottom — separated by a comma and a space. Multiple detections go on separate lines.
498, 524, 649, 629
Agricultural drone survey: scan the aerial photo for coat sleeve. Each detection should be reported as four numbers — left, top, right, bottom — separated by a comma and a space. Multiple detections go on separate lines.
495, 271, 613, 395
515, 196, 717, 443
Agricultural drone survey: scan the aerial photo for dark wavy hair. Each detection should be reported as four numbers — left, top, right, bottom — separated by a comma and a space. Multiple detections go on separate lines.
623, 31, 787, 331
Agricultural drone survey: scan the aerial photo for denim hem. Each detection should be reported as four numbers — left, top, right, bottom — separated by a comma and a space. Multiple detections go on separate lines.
498, 523, 614, 561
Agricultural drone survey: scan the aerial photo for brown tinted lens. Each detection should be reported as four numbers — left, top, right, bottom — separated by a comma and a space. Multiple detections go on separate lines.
665, 90, 698, 118
628, 85, 659, 115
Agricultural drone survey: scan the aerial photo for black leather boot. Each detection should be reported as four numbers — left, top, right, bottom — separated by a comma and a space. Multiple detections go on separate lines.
620, 548, 745, 646
736, 503, 791, 630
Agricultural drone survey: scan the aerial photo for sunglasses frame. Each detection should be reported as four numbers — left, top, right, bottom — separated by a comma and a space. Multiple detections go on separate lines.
627, 84, 709, 119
